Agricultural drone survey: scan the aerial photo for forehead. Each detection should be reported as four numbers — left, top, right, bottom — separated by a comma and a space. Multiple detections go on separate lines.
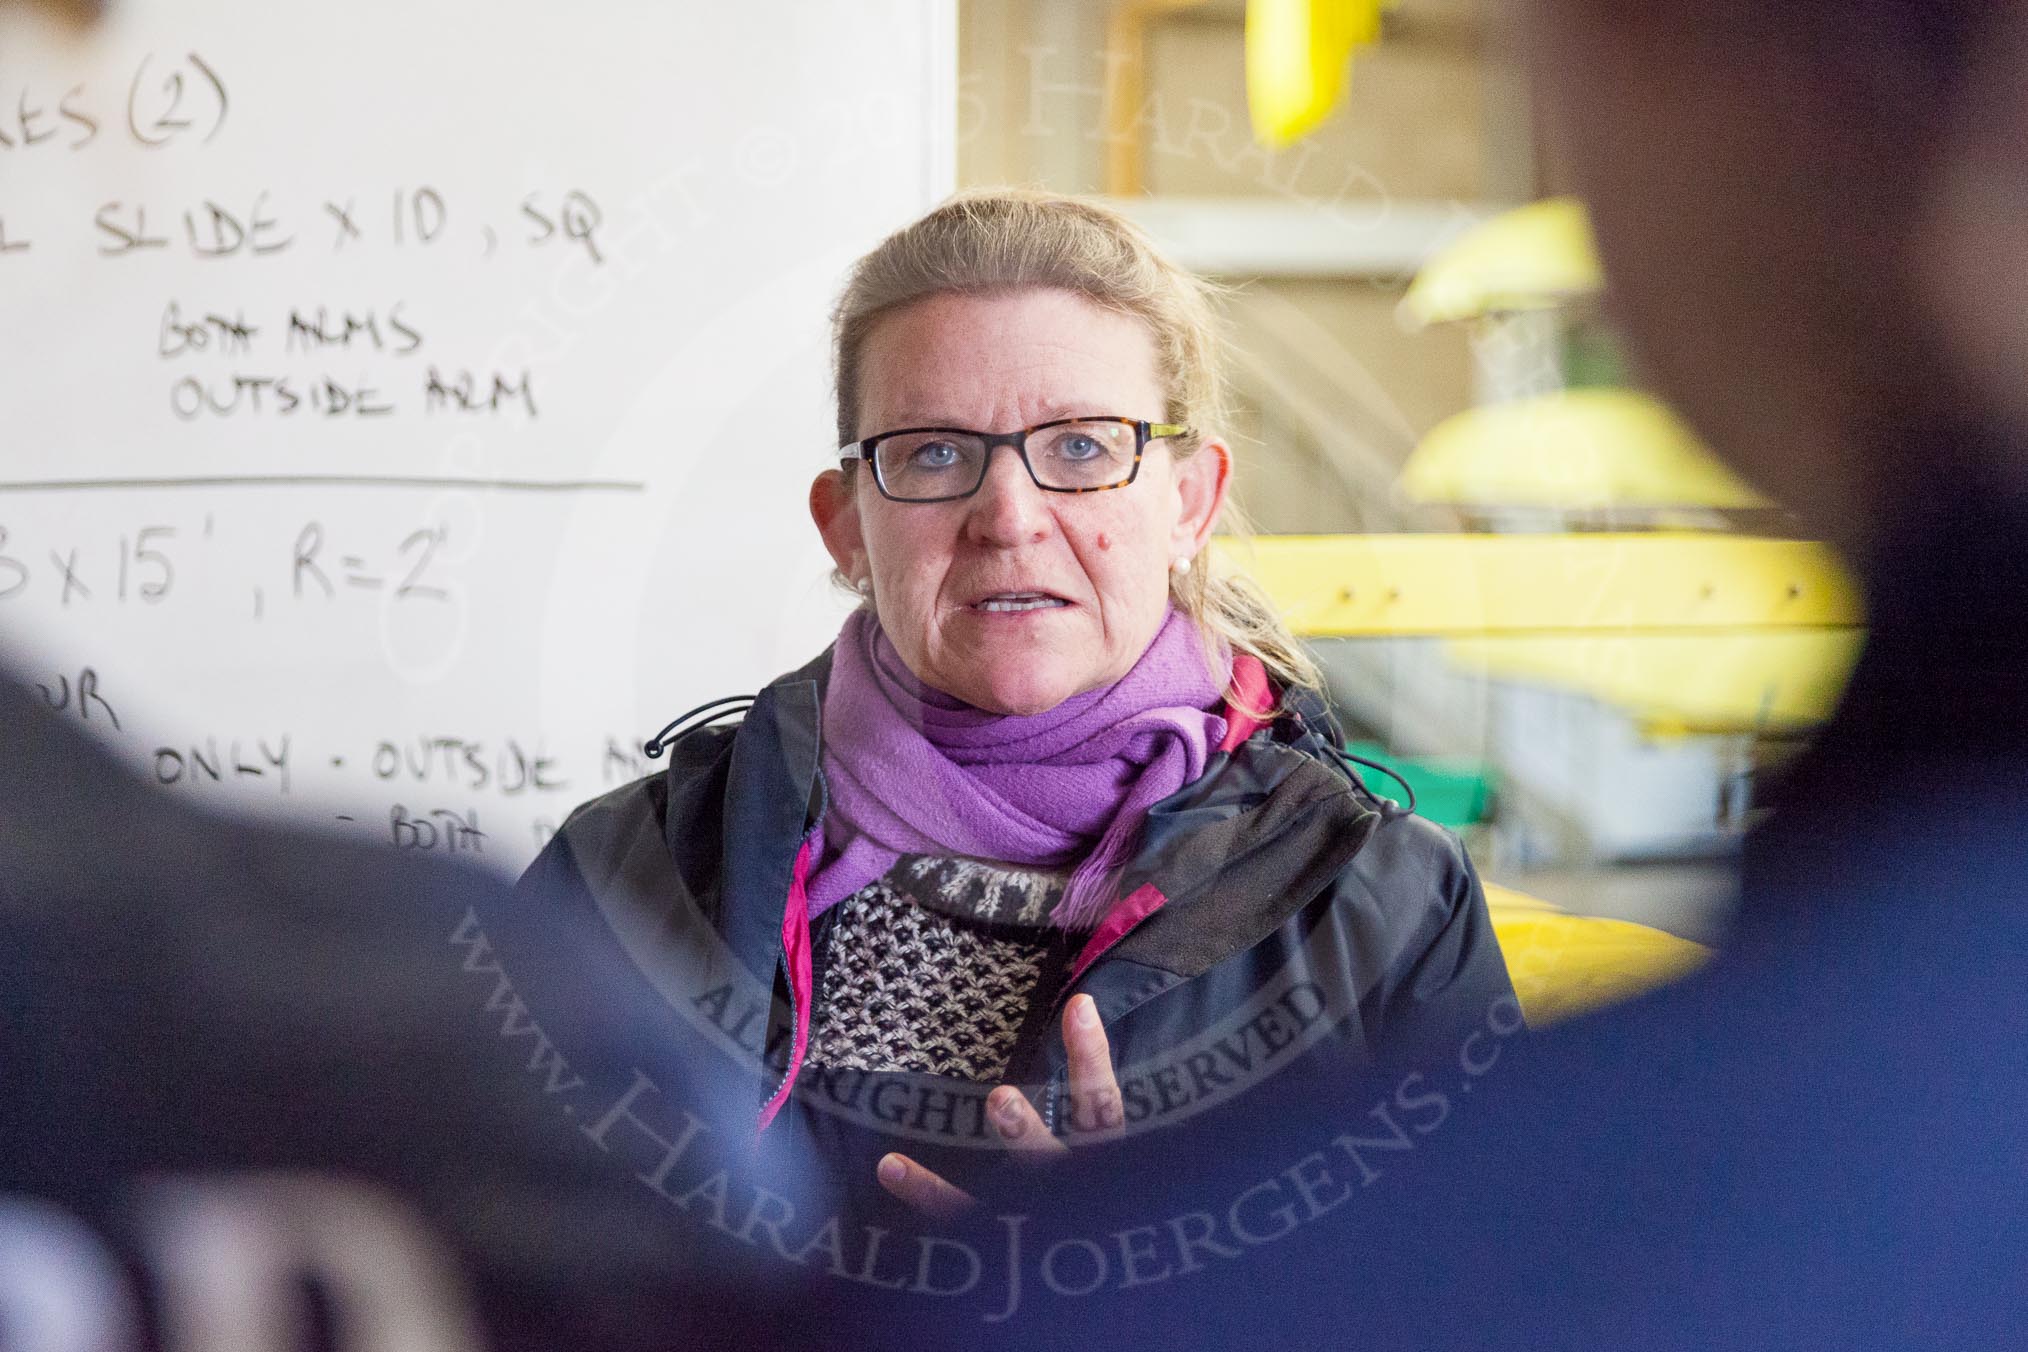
856, 287, 1163, 431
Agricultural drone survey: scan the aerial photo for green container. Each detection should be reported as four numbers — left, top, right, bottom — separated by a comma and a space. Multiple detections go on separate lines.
1344, 741, 1495, 829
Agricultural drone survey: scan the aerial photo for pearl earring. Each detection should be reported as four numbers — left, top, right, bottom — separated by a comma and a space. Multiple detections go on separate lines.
1171, 556, 1192, 575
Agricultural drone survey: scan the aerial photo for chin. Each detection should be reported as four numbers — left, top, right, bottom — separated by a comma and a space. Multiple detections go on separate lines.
958, 669, 1081, 717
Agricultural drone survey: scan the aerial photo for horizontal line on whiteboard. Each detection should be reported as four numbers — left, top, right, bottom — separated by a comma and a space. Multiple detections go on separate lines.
0, 475, 647, 494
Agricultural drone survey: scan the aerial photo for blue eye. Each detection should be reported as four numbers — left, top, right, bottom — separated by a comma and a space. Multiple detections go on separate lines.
910, 441, 962, 469
1058, 434, 1105, 462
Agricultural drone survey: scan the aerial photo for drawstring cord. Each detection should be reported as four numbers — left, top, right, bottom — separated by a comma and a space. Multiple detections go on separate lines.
1333, 748, 1418, 815
642, 695, 755, 760
1290, 692, 1420, 815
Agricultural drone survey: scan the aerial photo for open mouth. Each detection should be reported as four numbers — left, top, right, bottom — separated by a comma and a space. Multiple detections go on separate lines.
971, 591, 1070, 613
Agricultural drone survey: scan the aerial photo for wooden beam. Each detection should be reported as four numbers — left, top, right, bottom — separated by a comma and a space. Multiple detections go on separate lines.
1216, 533, 1863, 635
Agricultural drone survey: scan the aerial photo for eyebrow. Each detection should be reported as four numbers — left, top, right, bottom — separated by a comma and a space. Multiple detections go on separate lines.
871, 404, 1106, 430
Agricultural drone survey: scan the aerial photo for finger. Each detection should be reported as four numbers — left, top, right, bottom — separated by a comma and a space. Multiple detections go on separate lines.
987, 1084, 1068, 1159
1061, 994, 1124, 1138
876, 1152, 975, 1220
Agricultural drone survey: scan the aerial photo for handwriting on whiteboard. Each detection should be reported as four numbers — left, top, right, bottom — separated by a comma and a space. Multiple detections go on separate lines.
0, 516, 462, 612
0, 50, 228, 153
35, 663, 663, 855
87, 189, 604, 264
2, 52, 608, 266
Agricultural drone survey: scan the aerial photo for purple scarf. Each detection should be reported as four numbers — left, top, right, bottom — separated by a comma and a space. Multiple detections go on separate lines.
805, 606, 1231, 930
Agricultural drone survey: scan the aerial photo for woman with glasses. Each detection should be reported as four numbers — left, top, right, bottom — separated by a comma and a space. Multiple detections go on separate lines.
523, 190, 1515, 1218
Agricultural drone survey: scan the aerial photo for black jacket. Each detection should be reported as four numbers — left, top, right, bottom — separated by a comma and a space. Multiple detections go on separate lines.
520, 647, 1517, 1194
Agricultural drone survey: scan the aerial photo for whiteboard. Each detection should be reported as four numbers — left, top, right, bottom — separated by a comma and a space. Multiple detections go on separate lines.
0, 0, 954, 873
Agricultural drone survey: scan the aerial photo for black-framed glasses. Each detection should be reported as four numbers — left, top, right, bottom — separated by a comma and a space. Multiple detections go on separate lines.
838, 416, 1191, 503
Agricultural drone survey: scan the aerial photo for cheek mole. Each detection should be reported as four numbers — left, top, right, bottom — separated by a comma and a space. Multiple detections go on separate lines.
1097, 532, 1111, 551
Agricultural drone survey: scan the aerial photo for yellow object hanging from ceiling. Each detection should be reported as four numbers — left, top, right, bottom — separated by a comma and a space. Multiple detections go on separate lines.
1245, 0, 1390, 148
1401, 196, 1605, 327
1401, 387, 1771, 511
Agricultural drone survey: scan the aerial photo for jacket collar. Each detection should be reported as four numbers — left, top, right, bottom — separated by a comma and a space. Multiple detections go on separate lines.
701, 650, 830, 981
695, 645, 1374, 987
1109, 738, 1378, 979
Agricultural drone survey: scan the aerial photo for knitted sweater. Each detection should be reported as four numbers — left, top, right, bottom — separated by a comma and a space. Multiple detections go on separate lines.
805, 855, 1091, 1084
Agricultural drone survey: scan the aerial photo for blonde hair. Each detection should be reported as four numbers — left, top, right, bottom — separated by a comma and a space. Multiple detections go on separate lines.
831, 187, 1323, 708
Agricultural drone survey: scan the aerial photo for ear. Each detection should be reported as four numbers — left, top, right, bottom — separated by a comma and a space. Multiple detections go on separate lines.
1168, 436, 1232, 560
809, 469, 866, 582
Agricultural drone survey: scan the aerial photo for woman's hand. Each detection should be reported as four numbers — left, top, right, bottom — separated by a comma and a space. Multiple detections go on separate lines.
875, 993, 1123, 1219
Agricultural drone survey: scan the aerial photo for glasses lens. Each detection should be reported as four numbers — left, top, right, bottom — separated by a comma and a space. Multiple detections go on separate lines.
873, 431, 988, 500
1030, 420, 1136, 490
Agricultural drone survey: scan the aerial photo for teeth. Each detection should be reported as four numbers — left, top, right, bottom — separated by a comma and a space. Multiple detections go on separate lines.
979, 596, 1066, 613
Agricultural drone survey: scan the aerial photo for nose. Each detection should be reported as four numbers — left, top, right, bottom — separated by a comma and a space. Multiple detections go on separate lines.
961, 443, 1051, 547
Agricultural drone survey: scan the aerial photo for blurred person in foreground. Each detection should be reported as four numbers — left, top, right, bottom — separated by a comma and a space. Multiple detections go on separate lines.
0, 664, 819, 1348
1032, 0, 2024, 1342
805, 1, 2027, 1344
